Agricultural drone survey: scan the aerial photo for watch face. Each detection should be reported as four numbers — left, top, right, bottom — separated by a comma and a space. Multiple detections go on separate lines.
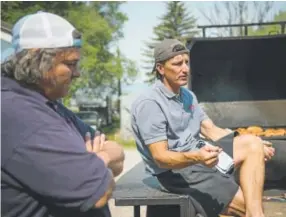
197, 140, 206, 149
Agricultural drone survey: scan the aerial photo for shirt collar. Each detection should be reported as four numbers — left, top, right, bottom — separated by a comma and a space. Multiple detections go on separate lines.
155, 80, 181, 99
1, 76, 50, 104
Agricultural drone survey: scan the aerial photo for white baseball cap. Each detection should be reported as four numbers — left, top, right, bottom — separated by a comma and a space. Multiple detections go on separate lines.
1, 11, 82, 63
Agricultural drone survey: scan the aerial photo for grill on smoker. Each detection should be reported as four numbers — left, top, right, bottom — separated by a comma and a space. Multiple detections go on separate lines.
187, 35, 286, 141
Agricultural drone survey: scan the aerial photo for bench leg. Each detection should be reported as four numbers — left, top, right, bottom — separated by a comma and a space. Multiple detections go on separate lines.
134, 205, 140, 217
181, 199, 197, 217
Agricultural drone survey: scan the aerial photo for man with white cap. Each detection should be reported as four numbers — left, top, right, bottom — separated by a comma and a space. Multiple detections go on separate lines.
1, 11, 124, 217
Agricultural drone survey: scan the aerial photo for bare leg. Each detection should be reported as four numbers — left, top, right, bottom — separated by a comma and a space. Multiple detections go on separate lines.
233, 135, 265, 217
222, 188, 246, 217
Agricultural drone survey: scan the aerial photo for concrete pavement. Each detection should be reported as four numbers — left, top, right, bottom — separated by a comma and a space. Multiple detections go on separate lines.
110, 148, 146, 217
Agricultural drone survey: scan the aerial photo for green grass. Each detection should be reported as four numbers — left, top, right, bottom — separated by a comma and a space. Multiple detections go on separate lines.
101, 117, 120, 134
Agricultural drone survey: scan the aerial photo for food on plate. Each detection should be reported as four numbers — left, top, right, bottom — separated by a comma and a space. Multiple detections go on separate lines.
278, 128, 286, 134
263, 128, 276, 137
235, 126, 286, 137
236, 128, 249, 135
264, 128, 285, 137
246, 126, 264, 134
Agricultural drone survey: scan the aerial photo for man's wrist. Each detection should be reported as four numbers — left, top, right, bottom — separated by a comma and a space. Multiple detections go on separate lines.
183, 151, 201, 164
225, 128, 233, 133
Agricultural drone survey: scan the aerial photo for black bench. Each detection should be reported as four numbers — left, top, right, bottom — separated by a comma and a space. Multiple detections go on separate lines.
113, 161, 207, 217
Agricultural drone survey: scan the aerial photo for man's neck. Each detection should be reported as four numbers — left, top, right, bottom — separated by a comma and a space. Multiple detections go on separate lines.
39, 82, 59, 101
162, 78, 180, 94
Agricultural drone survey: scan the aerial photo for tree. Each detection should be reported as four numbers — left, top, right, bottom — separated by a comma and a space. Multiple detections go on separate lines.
1, 1, 138, 107
199, 2, 275, 37
142, 1, 198, 84
249, 10, 286, 36
1, 1, 83, 22
67, 3, 138, 107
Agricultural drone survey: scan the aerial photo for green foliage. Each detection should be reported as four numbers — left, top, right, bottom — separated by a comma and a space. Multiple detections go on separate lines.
102, 117, 136, 149
153, 2, 198, 41
101, 116, 120, 135
1, 1, 138, 106
1, 1, 82, 23
248, 10, 286, 36
142, 1, 198, 84
106, 133, 136, 149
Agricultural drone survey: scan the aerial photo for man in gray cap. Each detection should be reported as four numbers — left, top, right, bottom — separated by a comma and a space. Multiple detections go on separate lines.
1, 11, 124, 217
131, 38, 275, 217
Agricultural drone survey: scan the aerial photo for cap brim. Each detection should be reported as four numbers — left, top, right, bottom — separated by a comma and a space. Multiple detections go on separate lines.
1, 47, 15, 63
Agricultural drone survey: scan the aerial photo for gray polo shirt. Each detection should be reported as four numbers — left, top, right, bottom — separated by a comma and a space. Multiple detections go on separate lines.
131, 80, 209, 175
1, 77, 111, 217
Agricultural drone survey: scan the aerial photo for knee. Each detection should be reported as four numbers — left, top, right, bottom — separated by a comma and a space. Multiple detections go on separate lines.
242, 135, 264, 154
234, 135, 264, 165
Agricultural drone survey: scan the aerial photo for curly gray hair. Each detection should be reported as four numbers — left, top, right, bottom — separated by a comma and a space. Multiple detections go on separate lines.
1, 48, 68, 86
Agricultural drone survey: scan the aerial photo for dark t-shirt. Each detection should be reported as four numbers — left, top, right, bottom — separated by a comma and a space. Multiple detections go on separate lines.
53, 101, 97, 140
1, 77, 111, 217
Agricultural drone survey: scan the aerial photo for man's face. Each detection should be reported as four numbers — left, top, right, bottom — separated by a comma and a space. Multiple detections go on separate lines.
158, 53, 190, 87
43, 48, 81, 100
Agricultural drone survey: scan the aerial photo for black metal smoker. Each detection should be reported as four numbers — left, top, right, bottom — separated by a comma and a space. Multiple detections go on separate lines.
186, 23, 286, 189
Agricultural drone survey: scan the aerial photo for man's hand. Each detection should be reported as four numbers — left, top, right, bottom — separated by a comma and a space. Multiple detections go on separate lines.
85, 132, 111, 166
262, 140, 275, 161
85, 132, 106, 153
197, 143, 221, 168
85, 132, 125, 177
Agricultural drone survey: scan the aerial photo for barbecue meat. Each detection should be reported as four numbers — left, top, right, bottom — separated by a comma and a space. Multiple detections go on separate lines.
235, 127, 286, 137
264, 128, 285, 137
236, 128, 249, 135
264, 128, 277, 137
247, 126, 263, 134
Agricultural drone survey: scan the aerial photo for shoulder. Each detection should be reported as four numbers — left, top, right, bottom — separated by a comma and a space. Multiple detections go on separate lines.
56, 102, 95, 138
2, 92, 57, 128
1, 92, 63, 158
131, 87, 162, 115
181, 87, 199, 102
181, 87, 197, 98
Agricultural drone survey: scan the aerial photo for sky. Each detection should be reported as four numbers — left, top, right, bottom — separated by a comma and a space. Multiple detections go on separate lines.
117, 1, 286, 94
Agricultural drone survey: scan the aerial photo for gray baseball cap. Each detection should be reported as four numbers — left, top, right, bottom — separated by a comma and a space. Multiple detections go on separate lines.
154, 38, 189, 63
152, 38, 189, 73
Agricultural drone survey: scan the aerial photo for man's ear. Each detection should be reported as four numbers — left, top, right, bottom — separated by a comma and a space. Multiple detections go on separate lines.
156, 63, 164, 76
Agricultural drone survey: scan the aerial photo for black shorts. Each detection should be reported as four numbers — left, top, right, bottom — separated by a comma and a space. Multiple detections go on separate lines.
156, 133, 239, 217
